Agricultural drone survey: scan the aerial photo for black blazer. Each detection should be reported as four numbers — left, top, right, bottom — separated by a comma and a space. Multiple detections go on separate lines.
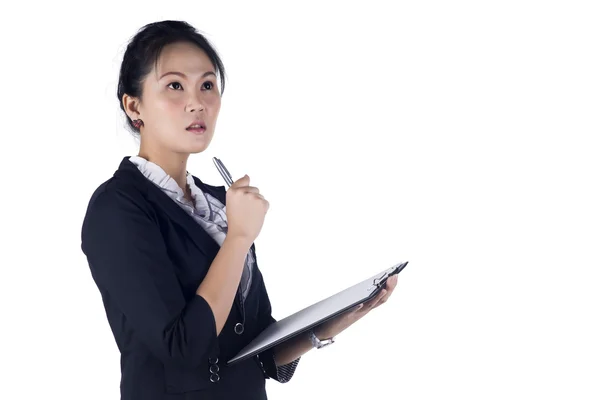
81, 157, 281, 400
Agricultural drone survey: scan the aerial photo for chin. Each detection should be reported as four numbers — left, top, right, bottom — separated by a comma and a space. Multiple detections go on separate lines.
172, 131, 213, 154
188, 146, 208, 154
187, 138, 212, 154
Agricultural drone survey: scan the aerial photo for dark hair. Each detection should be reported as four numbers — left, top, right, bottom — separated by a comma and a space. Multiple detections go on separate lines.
117, 20, 226, 135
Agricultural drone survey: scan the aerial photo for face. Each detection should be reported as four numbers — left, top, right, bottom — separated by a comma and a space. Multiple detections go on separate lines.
125, 41, 221, 155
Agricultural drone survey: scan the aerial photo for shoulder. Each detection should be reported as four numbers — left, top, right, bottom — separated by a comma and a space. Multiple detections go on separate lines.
83, 156, 154, 215
86, 176, 151, 218
81, 175, 157, 245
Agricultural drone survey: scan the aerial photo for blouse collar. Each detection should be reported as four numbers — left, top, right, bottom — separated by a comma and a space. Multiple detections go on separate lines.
128, 155, 211, 217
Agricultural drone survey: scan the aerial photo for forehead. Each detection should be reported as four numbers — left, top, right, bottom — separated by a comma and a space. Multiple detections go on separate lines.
153, 41, 215, 78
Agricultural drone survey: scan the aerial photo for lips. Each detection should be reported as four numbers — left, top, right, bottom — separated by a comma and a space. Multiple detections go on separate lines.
187, 120, 206, 130
187, 126, 206, 134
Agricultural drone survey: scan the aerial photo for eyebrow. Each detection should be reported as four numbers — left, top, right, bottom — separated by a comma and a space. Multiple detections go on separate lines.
158, 70, 217, 80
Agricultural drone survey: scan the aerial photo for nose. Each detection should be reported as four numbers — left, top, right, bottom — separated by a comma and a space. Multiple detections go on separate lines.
186, 93, 205, 113
188, 103, 204, 113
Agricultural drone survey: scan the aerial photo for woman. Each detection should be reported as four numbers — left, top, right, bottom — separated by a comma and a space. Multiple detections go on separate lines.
81, 20, 398, 400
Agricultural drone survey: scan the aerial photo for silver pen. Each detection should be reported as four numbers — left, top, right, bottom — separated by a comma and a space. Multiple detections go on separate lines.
212, 157, 234, 188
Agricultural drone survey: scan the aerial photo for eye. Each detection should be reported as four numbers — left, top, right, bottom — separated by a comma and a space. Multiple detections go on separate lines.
167, 81, 183, 90
202, 81, 214, 90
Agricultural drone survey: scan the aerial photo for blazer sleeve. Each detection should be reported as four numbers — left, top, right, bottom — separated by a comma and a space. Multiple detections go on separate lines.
81, 187, 219, 369
254, 259, 301, 383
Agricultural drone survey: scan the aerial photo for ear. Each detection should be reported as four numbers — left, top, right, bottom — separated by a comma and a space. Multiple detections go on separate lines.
122, 93, 141, 121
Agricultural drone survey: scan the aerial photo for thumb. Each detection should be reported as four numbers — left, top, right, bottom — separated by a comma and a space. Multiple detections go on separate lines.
231, 174, 249, 187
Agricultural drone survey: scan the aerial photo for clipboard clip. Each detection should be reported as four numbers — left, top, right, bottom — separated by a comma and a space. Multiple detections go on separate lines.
372, 261, 409, 289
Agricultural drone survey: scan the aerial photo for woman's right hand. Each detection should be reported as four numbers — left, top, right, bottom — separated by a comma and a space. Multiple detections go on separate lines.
225, 174, 270, 244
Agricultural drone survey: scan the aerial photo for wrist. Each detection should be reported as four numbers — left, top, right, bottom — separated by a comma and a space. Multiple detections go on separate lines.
224, 234, 253, 252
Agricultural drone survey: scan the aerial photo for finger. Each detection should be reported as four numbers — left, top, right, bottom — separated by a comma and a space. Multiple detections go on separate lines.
386, 275, 398, 290
369, 289, 387, 310
365, 291, 384, 308
378, 289, 389, 303
252, 193, 268, 209
242, 186, 260, 194
352, 303, 364, 313
357, 296, 377, 314
363, 288, 387, 309
352, 306, 368, 321
379, 290, 392, 304
384, 282, 396, 296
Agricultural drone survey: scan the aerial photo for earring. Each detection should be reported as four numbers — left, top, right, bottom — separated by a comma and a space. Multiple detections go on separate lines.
132, 119, 143, 129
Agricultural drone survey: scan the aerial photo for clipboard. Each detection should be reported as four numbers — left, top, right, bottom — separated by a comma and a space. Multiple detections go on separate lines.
227, 261, 409, 365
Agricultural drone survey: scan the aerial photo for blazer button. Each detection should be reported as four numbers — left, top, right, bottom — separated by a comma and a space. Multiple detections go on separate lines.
208, 357, 220, 383
234, 323, 244, 335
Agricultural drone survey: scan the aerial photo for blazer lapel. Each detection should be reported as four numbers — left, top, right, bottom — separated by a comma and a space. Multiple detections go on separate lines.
193, 176, 227, 206
114, 157, 222, 260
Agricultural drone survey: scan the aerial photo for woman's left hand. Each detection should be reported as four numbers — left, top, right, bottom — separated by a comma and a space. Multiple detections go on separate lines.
314, 274, 399, 339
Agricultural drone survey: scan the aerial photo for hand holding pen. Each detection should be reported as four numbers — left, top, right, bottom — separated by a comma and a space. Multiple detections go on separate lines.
213, 157, 270, 245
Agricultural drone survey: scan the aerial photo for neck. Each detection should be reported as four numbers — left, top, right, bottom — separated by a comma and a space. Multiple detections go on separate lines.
137, 147, 190, 193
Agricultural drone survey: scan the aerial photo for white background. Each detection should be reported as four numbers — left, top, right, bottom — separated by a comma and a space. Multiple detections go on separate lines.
1, 1, 599, 399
